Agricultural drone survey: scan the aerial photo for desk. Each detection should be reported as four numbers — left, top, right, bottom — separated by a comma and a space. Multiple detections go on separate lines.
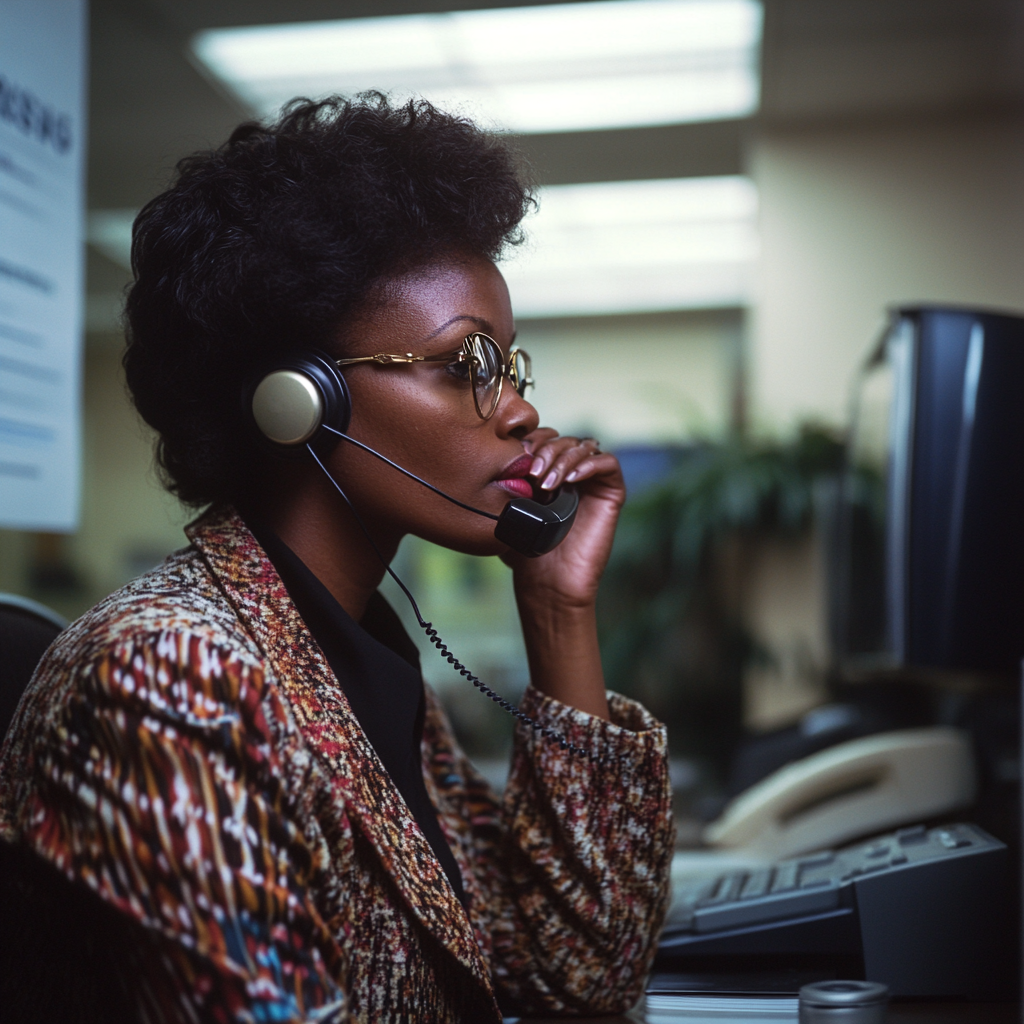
510, 998, 1018, 1024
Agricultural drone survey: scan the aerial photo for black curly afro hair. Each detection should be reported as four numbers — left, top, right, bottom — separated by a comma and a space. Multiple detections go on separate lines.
123, 93, 534, 509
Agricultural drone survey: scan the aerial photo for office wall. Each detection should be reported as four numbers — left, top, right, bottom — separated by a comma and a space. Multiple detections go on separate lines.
749, 109, 1024, 433
517, 308, 742, 443
74, 334, 190, 598
741, 531, 829, 731
0, 334, 189, 617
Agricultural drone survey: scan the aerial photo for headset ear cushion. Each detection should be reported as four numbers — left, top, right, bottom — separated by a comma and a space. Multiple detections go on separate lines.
248, 351, 351, 447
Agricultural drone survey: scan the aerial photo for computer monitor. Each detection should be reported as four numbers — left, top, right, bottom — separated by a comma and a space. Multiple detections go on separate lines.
833, 305, 1024, 680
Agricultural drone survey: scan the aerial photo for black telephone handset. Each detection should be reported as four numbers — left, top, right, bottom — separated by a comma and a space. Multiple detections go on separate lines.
495, 485, 579, 557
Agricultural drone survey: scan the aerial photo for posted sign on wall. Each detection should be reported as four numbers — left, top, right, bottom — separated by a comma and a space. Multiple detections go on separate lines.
0, 0, 87, 530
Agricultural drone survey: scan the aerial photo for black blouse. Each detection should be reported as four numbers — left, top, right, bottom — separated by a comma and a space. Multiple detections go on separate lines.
246, 522, 467, 907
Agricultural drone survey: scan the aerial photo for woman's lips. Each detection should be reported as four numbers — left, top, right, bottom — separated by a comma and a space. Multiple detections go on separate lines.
494, 453, 536, 499
496, 477, 534, 498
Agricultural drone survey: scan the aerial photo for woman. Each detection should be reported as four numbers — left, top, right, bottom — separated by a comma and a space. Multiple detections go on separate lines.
0, 96, 673, 1023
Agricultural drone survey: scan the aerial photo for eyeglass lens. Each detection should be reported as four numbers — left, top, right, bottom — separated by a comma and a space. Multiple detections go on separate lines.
467, 334, 505, 418
465, 334, 533, 417
511, 350, 532, 397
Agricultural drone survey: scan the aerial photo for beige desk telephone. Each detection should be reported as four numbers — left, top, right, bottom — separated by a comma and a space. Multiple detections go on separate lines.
702, 727, 977, 860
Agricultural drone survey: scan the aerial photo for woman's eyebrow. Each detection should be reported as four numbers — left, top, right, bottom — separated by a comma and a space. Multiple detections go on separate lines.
422, 315, 493, 342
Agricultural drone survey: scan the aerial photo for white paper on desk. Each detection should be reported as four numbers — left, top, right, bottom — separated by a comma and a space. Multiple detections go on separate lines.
0, 0, 87, 531
646, 994, 799, 1023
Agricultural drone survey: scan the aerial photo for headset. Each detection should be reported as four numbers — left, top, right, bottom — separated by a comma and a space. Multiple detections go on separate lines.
248, 351, 578, 558
246, 351, 602, 762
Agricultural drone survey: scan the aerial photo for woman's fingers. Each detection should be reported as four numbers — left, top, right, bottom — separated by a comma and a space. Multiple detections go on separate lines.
543, 439, 604, 490
509, 431, 626, 606
533, 437, 604, 490
566, 451, 617, 484
527, 434, 576, 481
521, 427, 559, 458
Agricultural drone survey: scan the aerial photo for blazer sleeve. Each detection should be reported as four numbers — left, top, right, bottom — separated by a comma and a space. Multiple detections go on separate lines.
3, 630, 350, 1024
446, 686, 675, 1017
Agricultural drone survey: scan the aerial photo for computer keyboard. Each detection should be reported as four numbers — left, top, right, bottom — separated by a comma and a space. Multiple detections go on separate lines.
653, 823, 1014, 999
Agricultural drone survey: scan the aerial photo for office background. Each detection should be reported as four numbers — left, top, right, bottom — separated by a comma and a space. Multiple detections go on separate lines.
1, 0, 1022, 808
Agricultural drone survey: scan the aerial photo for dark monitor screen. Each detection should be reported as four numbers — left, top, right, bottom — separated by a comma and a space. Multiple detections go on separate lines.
837, 318, 914, 672
834, 306, 1024, 680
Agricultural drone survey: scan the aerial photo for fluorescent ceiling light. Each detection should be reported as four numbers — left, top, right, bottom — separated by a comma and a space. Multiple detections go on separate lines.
502, 175, 758, 317
85, 177, 758, 318
192, 0, 762, 135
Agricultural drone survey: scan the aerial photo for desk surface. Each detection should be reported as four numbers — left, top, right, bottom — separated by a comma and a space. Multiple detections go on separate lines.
509, 998, 1018, 1024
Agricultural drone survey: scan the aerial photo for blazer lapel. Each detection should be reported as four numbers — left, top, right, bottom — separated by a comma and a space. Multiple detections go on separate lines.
186, 507, 493, 993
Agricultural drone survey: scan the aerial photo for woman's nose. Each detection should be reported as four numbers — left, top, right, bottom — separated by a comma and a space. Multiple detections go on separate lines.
495, 387, 540, 440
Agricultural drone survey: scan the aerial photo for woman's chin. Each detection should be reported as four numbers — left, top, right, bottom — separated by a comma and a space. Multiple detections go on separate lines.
456, 534, 510, 558
412, 518, 509, 558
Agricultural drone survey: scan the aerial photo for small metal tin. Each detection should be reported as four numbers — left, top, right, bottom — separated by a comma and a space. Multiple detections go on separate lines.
799, 980, 889, 1024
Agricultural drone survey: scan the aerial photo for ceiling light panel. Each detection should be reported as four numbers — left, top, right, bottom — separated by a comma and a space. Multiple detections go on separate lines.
502, 175, 758, 317
85, 178, 756, 318
192, 0, 762, 135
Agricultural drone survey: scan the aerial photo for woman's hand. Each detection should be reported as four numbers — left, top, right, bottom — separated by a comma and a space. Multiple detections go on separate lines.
502, 428, 626, 720
502, 428, 626, 609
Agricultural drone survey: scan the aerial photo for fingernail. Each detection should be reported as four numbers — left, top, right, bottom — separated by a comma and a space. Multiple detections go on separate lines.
542, 470, 558, 490
566, 470, 579, 482
530, 458, 545, 477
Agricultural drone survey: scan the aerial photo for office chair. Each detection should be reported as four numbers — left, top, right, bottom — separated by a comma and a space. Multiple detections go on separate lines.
0, 593, 66, 742
0, 837, 153, 1022
0, 596, 151, 1021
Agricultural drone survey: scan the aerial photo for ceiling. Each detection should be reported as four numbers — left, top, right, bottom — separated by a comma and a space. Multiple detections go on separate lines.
85, 0, 1024, 298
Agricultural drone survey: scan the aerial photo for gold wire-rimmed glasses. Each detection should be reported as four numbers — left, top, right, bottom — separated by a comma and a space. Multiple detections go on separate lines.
336, 332, 533, 421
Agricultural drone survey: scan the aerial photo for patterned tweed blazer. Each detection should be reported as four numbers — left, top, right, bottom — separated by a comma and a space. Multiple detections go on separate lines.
0, 507, 674, 1023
